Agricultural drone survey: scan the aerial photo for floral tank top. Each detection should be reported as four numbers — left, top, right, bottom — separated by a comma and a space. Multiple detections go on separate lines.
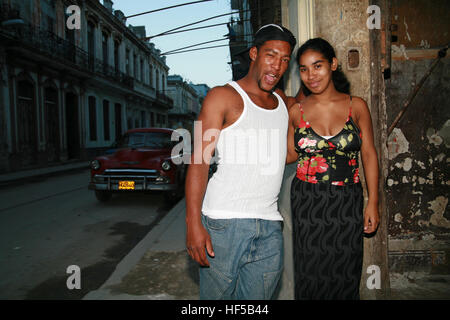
294, 97, 362, 186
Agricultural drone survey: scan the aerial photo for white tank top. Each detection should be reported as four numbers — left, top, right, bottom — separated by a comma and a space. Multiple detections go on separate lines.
201, 81, 288, 221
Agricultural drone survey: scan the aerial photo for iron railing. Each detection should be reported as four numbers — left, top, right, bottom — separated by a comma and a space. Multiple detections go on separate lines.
0, 4, 173, 106
0, 21, 135, 88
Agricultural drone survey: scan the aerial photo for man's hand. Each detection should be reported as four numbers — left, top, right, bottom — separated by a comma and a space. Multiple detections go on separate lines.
186, 220, 214, 266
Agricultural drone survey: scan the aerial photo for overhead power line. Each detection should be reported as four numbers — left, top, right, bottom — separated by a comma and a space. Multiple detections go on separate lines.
163, 44, 230, 55
145, 10, 248, 40
162, 43, 249, 56
162, 38, 230, 55
162, 33, 253, 55
148, 19, 250, 38
125, 0, 213, 19
159, 21, 229, 37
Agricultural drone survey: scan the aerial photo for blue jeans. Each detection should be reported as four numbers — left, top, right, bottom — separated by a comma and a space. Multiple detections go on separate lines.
199, 215, 284, 300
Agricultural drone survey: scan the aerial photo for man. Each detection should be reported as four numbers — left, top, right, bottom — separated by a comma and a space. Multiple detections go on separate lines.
185, 24, 297, 300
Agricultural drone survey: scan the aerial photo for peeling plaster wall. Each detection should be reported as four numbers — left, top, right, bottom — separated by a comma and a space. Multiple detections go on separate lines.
314, 0, 371, 101
313, 0, 386, 298
386, 53, 450, 273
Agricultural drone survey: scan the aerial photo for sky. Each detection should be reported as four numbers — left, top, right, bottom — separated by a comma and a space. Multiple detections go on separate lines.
111, 0, 238, 89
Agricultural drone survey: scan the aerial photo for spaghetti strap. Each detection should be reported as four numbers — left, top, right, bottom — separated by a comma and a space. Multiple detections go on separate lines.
298, 103, 305, 120
348, 96, 353, 119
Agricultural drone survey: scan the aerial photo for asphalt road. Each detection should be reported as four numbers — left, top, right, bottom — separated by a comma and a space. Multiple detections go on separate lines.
0, 169, 176, 299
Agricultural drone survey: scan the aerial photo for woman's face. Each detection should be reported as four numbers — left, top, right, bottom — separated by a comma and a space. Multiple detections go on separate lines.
298, 49, 337, 94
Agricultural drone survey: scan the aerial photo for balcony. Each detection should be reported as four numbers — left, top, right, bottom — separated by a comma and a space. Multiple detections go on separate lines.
0, 20, 134, 88
156, 91, 174, 109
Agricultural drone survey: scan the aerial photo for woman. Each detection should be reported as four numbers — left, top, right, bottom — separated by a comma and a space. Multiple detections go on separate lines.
286, 38, 380, 300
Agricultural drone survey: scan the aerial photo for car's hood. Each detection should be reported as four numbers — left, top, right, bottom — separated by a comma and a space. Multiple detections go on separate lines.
105, 148, 172, 164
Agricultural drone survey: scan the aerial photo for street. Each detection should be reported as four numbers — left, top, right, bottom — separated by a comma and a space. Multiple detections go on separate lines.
0, 169, 176, 299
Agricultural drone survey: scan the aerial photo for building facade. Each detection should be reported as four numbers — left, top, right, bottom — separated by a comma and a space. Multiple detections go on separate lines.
166, 74, 202, 134
0, 0, 173, 173
230, 0, 450, 299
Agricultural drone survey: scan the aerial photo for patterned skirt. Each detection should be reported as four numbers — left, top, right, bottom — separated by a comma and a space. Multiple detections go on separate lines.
290, 178, 364, 300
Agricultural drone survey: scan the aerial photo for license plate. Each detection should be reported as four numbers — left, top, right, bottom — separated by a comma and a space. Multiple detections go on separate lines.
119, 181, 135, 190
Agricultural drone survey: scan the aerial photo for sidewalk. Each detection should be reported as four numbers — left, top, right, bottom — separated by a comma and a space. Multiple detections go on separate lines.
83, 198, 199, 300
2, 162, 448, 300
0, 161, 89, 186
83, 196, 450, 300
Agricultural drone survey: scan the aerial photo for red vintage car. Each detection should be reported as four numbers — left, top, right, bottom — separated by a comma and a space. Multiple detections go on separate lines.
88, 128, 188, 202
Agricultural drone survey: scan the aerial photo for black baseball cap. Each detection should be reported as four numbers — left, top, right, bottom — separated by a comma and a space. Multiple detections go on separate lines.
252, 24, 297, 50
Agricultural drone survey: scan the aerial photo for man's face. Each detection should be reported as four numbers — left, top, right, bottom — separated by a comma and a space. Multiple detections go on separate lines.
250, 40, 292, 92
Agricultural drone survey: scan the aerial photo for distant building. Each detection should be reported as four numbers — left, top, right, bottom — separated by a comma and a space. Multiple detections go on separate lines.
228, 0, 283, 83
191, 83, 210, 106
0, 0, 173, 173
228, 0, 253, 81
166, 75, 201, 134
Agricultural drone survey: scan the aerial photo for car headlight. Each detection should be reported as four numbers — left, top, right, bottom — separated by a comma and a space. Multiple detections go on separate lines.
161, 160, 171, 171
90, 160, 100, 170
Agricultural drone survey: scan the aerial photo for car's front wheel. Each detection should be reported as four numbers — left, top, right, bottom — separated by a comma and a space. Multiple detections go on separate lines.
95, 190, 112, 202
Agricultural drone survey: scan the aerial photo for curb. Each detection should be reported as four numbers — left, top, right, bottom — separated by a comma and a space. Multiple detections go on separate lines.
0, 161, 89, 186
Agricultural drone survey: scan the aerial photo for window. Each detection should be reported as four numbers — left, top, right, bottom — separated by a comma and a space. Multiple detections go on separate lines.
88, 96, 97, 141
141, 110, 146, 127
133, 53, 137, 78
17, 80, 37, 152
114, 40, 120, 72
87, 22, 95, 57
47, 16, 55, 33
126, 49, 130, 75
140, 58, 144, 82
117, 131, 173, 149
114, 103, 122, 139
102, 32, 108, 64
156, 69, 160, 91
103, 100, 110, 141
149, 63, 153, 87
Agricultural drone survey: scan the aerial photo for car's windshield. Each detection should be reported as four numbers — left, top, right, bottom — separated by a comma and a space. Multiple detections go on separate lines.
117, 132, 173, 149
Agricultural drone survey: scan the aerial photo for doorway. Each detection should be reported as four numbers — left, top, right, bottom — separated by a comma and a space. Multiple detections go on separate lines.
17, 80, 37, 167
65, 92, 80, 159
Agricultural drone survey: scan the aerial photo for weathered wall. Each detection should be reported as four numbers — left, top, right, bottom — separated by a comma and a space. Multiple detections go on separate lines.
314, 0, 391, 299
276, 0, 449, 299
386, 0, 450, 275
314, 0, 372, 101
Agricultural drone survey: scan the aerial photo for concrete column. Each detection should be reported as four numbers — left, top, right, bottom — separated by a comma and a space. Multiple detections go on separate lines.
281, 0, 315, 97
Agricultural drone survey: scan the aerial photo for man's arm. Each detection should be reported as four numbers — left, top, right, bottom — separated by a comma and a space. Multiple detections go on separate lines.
185, 86, 228, 266
275, 87, 306, 111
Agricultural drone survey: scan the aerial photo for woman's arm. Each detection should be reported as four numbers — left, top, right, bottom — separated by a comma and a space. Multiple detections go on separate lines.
354, 97, 380, 234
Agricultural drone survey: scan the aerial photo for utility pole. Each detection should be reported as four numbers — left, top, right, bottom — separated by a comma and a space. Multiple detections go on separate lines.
362, 0, 390, 300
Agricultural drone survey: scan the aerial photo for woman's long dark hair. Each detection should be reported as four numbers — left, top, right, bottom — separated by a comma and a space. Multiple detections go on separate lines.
296, 38, 350, 96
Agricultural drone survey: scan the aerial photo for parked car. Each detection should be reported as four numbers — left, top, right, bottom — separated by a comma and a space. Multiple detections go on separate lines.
88, 128, 188, 202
